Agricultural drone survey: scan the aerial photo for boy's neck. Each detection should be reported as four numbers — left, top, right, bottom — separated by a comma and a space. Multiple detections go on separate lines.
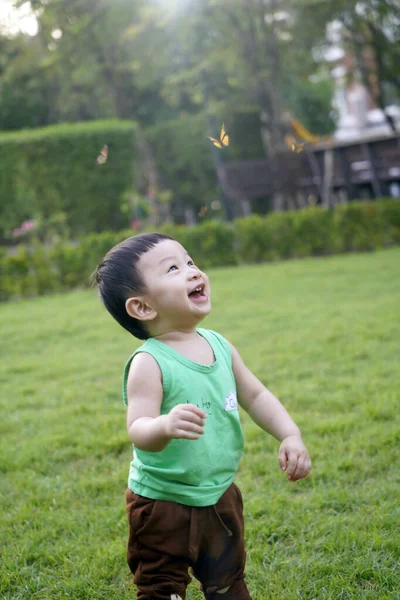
147, 313, 207, 342
151, 326, 215, 367
153, 327, 200, 344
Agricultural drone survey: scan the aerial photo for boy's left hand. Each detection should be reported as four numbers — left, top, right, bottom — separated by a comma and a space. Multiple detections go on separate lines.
279, 435, 311, 482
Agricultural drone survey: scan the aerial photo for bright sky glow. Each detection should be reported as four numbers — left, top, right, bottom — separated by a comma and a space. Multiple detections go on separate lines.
0, 0, 38, 37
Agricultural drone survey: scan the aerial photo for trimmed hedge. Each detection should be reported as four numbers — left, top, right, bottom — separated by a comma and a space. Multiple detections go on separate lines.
1, 199, 399, 302
0, 120, 136, 239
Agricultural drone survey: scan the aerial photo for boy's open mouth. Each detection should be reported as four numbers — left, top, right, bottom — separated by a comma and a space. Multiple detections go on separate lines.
188, 284, 208, 302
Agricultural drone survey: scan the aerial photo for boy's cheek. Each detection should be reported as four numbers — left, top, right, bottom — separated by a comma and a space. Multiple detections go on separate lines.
202, 273, 211, 292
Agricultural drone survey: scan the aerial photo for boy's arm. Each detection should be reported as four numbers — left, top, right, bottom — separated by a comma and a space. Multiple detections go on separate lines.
127, 353, 207, 452
229, 342, 311, 481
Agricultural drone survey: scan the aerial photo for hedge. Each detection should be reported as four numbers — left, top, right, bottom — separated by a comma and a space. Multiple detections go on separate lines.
1, 199, 399, 302
0, 120, 136, 239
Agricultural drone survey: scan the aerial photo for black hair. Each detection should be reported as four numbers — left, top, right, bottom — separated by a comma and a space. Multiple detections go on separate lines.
92, 232, 174, 340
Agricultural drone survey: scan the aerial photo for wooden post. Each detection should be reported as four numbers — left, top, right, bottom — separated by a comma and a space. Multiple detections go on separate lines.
322, 149, 334, 208
241, 198, 252, 216
305, 150, 323, 201
362, 142, 382, 198
338, 147, 356, 201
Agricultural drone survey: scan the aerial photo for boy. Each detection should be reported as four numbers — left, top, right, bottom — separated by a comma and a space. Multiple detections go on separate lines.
94, 232, 311, 600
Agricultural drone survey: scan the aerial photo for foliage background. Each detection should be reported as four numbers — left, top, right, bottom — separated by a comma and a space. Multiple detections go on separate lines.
2, 0, 398, 235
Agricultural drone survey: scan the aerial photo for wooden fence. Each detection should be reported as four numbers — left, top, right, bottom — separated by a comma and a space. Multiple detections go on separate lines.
217, 132, 400, 214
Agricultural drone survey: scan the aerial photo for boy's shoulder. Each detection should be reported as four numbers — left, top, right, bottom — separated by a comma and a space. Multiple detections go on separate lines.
127, 351, 162, 381
126, 342, 163, 378
123, 346, 162, 407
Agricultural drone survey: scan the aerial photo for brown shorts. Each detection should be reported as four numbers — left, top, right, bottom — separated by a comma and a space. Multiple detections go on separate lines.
125, 482, 252, 600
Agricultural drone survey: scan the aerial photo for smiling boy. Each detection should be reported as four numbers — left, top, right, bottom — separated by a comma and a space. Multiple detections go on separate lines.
94, 232, 311, 600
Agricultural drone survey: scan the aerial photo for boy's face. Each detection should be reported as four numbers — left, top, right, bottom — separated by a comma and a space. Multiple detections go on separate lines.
135, 239, 211, 329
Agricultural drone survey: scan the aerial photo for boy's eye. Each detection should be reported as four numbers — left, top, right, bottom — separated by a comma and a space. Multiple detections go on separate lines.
188, 260, 194, 266
168, 265, 178, 272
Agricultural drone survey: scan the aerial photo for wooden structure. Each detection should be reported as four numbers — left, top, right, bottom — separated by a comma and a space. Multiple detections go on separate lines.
217, 132, 400, 213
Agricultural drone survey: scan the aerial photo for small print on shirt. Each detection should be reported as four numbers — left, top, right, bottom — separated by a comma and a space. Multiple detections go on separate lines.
224, 391, 238, 412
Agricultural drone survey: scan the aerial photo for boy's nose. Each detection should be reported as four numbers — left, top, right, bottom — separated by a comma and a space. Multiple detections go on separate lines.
189, 268, 201, 279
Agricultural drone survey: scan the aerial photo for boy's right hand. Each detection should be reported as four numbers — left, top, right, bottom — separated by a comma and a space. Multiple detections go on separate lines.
164, 404, 207, 440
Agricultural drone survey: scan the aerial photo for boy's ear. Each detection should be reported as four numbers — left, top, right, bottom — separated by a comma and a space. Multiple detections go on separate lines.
125, 296, 158, 322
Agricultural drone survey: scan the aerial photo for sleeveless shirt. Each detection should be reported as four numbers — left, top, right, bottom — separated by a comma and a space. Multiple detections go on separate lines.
122, 328, 244, 506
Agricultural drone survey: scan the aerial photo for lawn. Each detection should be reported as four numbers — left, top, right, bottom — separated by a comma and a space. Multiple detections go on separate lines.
1, 248, 399, 600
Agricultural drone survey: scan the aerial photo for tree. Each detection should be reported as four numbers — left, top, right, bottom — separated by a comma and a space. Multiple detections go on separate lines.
2, 0, 338, 139
299, 0, 400, 132
0, 34, 53, 129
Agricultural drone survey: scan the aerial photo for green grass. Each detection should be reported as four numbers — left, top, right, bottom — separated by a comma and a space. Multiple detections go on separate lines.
1, 248, 400, 600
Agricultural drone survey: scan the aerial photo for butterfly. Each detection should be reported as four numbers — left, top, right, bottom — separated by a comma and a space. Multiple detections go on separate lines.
292, 141, 305, 153
198, 205, 208, 217
285, 135, 305, 154
96, 144, 108, 165
209, 123, 229, 149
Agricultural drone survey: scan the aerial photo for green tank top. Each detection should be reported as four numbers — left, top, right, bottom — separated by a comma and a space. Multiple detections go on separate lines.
122, 328, 244, 507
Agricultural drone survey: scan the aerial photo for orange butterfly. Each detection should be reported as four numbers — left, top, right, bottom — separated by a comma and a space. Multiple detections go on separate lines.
96, 144, 108, 165
209, 123, 229, 149
285, 135, 305, 154
198, 205, 208, 217
292, 141, 305, 153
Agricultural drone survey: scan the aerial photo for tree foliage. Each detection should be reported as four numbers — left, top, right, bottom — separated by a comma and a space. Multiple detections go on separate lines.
0, 0, 398, 231
2, 0, 398, 134
1, 0, 345, 134
299, 0, 400, 128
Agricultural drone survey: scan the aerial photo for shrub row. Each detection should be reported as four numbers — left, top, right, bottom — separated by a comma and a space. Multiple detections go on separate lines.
1, 199, 399, 302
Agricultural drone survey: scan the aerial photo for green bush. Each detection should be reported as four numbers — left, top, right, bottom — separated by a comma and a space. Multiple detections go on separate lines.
235, 200, 400, 261
235, 210, 332, 261
158, 220, 237, 269
1, 199, 399, 302
374, 198, 400, 244
50, 229, 137, 290
234, 214, 275, 263
0, 120, 136, 239
291, 207, 340, 256
0, 244, 37, 299
333, 201, 386, 252
49, 242, 87, 289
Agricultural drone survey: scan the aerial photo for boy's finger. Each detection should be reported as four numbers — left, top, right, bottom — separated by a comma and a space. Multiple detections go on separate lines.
290, 455, 306, 480
278, 448, 287, 471
184, 404, 208, 419
181, 412, 207, 426
286, 451, 298, 479
177, 429, 200, 440
298, 456, 311, 479
183, 423, 205, 435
